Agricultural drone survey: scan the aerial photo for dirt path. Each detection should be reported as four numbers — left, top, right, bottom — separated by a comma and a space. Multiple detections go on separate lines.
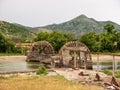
0, 55, 120, 62
1, 55, 120, 62
0, 56, 26, 62
54, 68, 107, 81
92, 54, 120, 62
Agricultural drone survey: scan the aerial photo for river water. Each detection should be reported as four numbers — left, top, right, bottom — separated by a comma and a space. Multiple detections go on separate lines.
0, 56, 120, 72
0, 61, 40, 72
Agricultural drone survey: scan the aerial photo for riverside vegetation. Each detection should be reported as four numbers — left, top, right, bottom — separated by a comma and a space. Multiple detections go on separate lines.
1, 14, 120, 54
1, 22, 120, 55
36, 65, 48, 75
102, 69, 120, 78
1, 15, 120, 89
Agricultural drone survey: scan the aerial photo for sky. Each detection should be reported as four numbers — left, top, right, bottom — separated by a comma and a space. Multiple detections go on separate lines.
0, 0, 120, 27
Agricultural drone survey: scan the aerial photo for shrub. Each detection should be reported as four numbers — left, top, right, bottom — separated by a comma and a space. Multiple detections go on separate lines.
115, 71, 120, 78
102, 69, 112, 75
36, 65, 48, 75
0, 76, 7, 79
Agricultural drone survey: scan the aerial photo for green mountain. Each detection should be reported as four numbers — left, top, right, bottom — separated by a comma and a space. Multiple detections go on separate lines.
0, 21, 35, 43
1, 14, 120, 42
32, 27, 53, 33
40, 14, 120, 37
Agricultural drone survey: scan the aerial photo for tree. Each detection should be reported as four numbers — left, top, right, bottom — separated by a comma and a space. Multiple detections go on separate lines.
80, 24, 119, 52
116, 32, 120, 50
63, 32, 76, 41
0, 33, 6, 52
100, 24, 118, 52
80, 32, 101, 51
0, 33, 15, 53
104, 24, 115, 34
34, 31, 74, 52
34, 32, 50, 41
48, 31, 68, 52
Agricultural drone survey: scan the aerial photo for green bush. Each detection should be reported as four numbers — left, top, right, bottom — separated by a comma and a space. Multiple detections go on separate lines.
102, 69, 112, 75
0, 76, 7, 79
115, 71, 120, 78
36, 65, 48, 75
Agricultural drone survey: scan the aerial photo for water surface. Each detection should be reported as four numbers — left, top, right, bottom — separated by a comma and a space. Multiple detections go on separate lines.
0, 56, 120, 72
0, 60, 39, 72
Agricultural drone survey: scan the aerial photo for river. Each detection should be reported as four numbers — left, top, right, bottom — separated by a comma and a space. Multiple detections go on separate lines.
0, 56, 120, 72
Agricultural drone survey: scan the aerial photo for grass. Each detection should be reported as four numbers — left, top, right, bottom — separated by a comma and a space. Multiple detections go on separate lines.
0, 75, 101, 90
102, 69, 112, 75
102, 69, 120, 78
115, 71, 120, 78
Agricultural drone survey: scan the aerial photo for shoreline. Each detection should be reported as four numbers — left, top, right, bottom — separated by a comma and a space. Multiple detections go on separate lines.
0, 56, 26, 62
91, 54, 120, 62
0, 55, 120, 62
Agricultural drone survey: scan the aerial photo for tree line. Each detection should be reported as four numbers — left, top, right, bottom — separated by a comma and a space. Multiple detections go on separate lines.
34, 24, 120, 52
34, 31, 75, 52
80, 24, 120, 52
0, 23, 120, 53
0, 33, 23, 53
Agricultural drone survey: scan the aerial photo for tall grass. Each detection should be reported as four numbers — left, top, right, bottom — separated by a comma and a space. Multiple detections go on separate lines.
115, 71, 120, 78
102, 69, 112, 75
0, 76, 101, 90
102, 70, 120, 78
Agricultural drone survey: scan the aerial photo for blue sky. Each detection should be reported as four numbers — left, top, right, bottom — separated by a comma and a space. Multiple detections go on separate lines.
0, 0, 120, 27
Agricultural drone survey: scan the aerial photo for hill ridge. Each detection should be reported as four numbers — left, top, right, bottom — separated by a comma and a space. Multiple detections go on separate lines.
0, 14, 120, 40
0, 21, 35, 43
39, 14, 120, 37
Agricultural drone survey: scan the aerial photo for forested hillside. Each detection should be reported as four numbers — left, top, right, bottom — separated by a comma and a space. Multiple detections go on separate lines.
40, 14, 120, 37
0, 21, 35, 43
1, 14, 120, 42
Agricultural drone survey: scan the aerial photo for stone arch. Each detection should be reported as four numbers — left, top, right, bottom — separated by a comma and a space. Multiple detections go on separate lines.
26, 41, 54, 62
59, 41, 92, 69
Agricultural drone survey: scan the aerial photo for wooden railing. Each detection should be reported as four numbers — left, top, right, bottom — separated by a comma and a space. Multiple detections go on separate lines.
91, 52, 120, 77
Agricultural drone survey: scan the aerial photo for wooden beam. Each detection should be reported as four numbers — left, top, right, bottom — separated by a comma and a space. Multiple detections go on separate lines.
97, 54, 99, 72
112, 55, 115, 77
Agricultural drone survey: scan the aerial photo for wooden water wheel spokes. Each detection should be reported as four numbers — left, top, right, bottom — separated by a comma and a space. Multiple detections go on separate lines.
59, 41, 92, 69
26, 41, 54, 62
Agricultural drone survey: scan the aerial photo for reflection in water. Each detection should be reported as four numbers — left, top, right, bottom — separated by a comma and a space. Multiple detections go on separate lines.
26, 62, 39, 69
0, 61, 39, 72
93, 61, 120, 70
0, 60, 120, 72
